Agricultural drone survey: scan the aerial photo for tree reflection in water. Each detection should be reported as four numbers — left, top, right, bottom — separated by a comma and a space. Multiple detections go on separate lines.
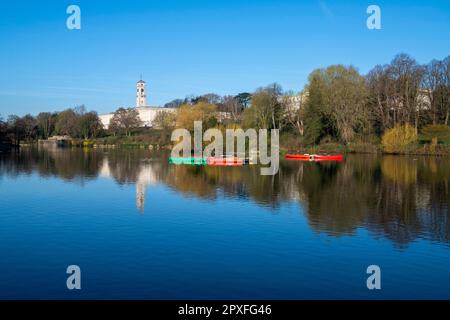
1, 148, 449, 247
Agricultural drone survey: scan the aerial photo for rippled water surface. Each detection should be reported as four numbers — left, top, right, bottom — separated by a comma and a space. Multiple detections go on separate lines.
0, 148, 449, 299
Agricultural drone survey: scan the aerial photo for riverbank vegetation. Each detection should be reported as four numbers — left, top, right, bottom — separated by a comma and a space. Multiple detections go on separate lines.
1, 53, 449, 155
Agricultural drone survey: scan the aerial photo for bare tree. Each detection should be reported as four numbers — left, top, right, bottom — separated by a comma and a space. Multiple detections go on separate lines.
109, 108, 142, 137
244, 83, 286, 130
222, 96, 242, 122
0, 115, 12, 146
367, 54, 426, 132
164, 99, 184, 109
7, 115, 25, 145
201, 93, 223, 105
37, 112, 55, 139
284, 91, 307, 136
22, 114, 37, 141
443, 56, 450, 125
389, 54, 425, 130
367, 64, 396, 133
153, 110, 176, 131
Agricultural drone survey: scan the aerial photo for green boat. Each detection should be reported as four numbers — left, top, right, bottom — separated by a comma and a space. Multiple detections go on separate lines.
169, 157, 207, 165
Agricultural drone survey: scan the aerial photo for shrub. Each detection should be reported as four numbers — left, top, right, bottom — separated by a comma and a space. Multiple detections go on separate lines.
83, 139, 94, 147
280, 132, 302, 152
382, 124, 418, 153
420, 125, 450, 145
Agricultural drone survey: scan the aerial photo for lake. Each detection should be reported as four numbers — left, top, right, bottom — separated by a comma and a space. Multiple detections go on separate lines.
0, 148, 449, 299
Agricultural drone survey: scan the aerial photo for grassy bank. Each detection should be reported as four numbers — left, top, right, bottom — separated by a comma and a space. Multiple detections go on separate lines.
279, 127, 450, 156
14, 126, 450, 157
87, 138, 450, 157
70, 128, 172, 149
280, 141, 450, 156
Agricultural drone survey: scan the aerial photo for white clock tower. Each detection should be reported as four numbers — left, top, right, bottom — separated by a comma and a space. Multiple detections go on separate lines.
136, 79, 146, 107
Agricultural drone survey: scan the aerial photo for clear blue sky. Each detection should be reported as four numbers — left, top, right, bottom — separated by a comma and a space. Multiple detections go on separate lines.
0, 0, 449, 116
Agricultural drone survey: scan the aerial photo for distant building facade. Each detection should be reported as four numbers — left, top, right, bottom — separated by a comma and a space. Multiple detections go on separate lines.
281, 91, 309, 111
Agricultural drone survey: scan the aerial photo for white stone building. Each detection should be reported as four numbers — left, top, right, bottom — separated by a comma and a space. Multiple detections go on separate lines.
281, 91, 309, 111
99, 79, 177, 129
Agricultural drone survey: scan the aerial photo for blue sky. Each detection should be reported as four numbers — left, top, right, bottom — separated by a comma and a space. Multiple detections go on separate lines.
0, 0, 449, 116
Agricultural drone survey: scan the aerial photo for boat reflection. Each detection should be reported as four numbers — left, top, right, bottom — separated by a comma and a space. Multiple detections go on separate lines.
1, 148, 449, 247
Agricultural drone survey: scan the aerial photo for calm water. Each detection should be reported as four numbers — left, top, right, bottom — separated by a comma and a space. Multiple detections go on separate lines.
1, 148, 449, 299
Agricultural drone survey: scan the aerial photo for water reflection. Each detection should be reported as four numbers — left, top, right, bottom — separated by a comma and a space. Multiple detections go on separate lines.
1, 148, 449, 247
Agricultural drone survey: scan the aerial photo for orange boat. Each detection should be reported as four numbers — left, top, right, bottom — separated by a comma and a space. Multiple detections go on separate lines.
207, 157, 244, 166
285, 154, 344, 162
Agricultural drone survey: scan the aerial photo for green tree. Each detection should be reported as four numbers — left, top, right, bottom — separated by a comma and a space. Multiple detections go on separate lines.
243, 91, 272, 129
235, 92, 252, 109
153, 110, 177, 144
79, 111, 101, 139
164, 99, 184, 108
304, 65, 369, 144
55, 109, 80, 137
6, 115, 25, 145
176, 102, 218, 131
243, 83, 286, 130
302, 78, 329, 144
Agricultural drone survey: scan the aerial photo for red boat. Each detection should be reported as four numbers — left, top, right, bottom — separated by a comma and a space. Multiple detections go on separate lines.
285, 154, 344, 162
207, 157, 244, 166
285, 154, 312, 161
314, 155, 344, 161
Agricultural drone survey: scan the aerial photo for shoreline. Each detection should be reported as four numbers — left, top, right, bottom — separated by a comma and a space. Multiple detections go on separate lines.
10, 140, 450, 157
283, 143, 450, 157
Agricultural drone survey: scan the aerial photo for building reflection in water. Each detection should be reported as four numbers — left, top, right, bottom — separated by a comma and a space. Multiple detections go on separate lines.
100, 157, 158, 212
1, 148, 449, 247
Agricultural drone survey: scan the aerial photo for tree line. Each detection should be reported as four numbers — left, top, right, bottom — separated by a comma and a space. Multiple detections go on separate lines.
156, 53, 449, 147
300, 53, 449, 146
1, 53, 449, 148
0, 105, 102, 145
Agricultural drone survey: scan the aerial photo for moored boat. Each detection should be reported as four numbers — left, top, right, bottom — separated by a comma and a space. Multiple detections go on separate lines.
169, 157, 207, 165
313, 155, 344, 161
207, 157, 244, 166
285, 154, 311, 161
285, 154, 344, 162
